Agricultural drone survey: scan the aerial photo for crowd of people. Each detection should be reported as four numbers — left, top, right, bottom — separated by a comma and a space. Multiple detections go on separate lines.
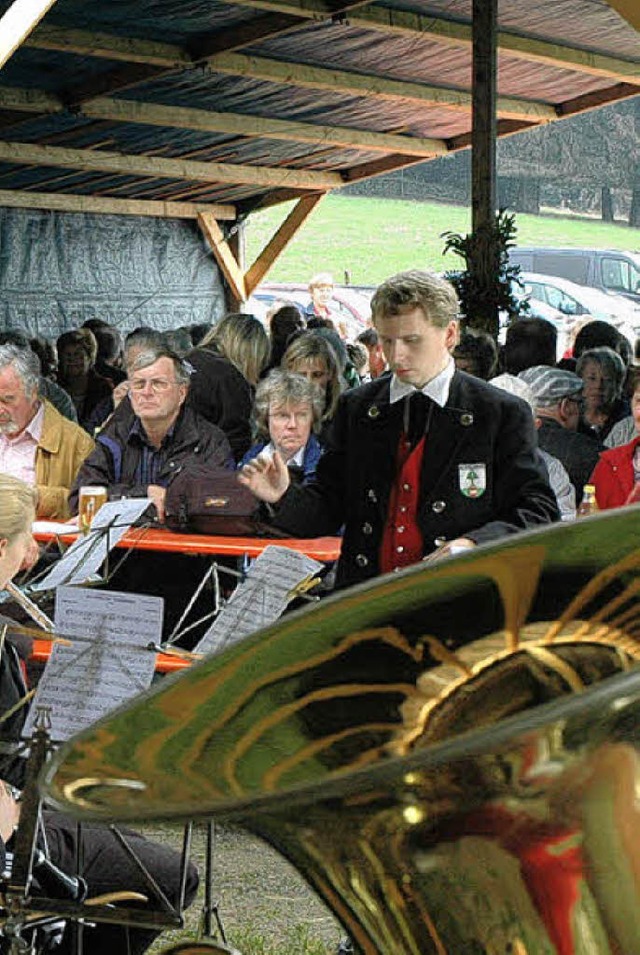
0, 267, 639, 950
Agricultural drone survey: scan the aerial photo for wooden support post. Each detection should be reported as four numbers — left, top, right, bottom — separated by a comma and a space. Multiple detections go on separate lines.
244, 193, 325, 297
198, 212, 246, 307
470, 0, 499, 338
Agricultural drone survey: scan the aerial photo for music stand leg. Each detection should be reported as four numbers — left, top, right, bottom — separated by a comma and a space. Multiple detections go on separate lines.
202, 821, 227, 943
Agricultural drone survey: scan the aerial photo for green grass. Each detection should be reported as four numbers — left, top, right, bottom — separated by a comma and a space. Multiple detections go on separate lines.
244, 193, 640, 286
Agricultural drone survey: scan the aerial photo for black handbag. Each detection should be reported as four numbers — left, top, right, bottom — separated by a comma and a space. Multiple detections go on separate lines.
164, 466, 275, 536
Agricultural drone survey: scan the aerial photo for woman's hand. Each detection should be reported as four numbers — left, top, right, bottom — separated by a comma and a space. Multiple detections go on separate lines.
238, 450, 290, 503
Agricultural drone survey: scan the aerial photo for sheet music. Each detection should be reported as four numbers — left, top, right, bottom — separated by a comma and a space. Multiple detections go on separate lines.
30, 498, 151, 592
24, 586, 162, 741
194, 545, 324, 656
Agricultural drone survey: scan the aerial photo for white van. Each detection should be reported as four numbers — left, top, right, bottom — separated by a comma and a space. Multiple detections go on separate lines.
509, 248, 640, 305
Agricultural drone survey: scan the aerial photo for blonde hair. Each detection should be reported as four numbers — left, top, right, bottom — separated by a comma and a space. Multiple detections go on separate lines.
371, 270, 459, 329
282, 333, 341, 421
200, 314, 269, 386
0, 475, 37, 541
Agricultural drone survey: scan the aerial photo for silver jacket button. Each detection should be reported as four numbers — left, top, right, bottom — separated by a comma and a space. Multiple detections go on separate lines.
367, 405, 380, 419
460, 413, 474, 426
362, 522, 373, 535
432, 500, 446, 513
367, 489, 378, 502
434, 536, 447, 547
355, 554, 369, 568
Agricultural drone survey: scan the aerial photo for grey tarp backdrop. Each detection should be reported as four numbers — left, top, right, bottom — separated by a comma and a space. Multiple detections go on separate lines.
0, 208, 226, 338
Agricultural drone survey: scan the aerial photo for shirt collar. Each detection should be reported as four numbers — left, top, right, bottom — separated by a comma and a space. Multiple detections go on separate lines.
25, 401, 44, 442
388, 358, 455, 408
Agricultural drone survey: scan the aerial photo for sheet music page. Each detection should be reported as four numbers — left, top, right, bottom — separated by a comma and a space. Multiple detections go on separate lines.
24, 586, 162, 741
194, 545, 324, 656
30, 498, 151, 592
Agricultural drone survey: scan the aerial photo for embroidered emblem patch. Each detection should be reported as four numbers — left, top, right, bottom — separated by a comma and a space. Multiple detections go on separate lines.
458, 463, 486, 498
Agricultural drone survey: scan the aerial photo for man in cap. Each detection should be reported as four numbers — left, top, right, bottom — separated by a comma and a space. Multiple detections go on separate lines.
519, 365, 603, 504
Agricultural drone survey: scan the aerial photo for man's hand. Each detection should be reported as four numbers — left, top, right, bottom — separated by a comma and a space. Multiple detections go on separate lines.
423, 537, 476, 563
238, 450, 290, 504
112, 381, 129, 409
147, 485, 167, 522
0, 781, 20, 842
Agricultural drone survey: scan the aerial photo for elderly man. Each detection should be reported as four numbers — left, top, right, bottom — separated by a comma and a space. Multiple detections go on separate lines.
70, 346, 232, 519
241, 270, 559, 590
0, 344, 93, 519
519, 365, 603, 504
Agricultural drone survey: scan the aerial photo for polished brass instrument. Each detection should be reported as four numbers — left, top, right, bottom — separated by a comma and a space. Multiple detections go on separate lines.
43, 508, 640, 954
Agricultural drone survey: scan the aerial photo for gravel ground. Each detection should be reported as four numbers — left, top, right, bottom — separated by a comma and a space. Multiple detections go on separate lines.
144, 822, 342, 954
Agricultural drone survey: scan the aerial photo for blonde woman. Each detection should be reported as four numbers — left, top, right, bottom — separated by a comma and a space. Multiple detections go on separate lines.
282, 332, 342, 436
186, 313, 269, 460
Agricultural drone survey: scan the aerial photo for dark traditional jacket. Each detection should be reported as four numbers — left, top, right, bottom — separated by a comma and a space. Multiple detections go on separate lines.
69, 403, 232, 513
272, 371, 559, 589
537, 416, 603, 502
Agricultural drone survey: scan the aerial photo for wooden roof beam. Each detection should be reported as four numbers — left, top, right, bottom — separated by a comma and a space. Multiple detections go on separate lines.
198, 212, 246, 302
0, 0, 59, 70
205, 52, 556, 122
0, 187, 236, 219
0, 139, 345, 190
224, 0, 640, 85
0, 85, 448, 160
244, 192, 325, 295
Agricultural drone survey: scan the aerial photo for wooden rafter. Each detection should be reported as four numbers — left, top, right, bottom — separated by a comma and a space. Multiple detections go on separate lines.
0, 188, 236, 219
205, 53, 557, 122
244, 193, 325, 295
198, 212, 246, 302
0, 140, 345, 191
197, 0, 640, 85
605, 0, 640, 31
0, 86, 448, 158
0, 0, 59, 70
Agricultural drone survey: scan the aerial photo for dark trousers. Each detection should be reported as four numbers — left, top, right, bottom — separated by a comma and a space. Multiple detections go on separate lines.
43, 811, 199, 955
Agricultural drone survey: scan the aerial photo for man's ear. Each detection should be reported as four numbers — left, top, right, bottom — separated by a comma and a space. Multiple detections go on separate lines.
0, 538, 7, 561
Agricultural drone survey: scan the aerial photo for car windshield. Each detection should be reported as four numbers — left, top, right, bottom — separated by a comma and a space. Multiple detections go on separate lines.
601, 254, 640, 295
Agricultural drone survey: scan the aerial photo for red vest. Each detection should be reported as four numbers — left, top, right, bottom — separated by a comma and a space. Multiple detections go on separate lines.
380, 433, 426, 573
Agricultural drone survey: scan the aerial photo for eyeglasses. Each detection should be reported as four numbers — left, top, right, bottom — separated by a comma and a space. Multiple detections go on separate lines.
128, 378, 179, 394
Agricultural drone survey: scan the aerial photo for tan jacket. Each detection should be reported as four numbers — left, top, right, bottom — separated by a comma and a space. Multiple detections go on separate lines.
35, 400, 94, 519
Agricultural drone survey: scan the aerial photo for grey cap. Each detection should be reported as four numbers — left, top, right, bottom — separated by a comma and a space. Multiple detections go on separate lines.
518, 365, 583, 407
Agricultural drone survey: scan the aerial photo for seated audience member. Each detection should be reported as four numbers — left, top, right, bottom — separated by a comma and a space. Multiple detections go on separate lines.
590, 367, 640, 510
356, 328, 387, 379
491, 373, 576, 521
82, 319, 126, 385
576, 346, 628, 442
0, 474, 199, 955
0, 332, 77, 423
56, 328, 113, 432
240, 371, 325, 485
282, 332, 343, 441
266, 304, 305, 372
70, 347, 232, 522
346, 341, 369, 382
502, 317, 557, 375
0, 344, 93, 519
29, 336, 58, 381
519, 365, 602, 505
186, 313, 270, 462
453, 329, 499, 380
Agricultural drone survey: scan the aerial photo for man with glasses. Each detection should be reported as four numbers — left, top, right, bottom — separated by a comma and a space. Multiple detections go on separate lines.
69, 347, 234, 644
518, 365, 603, 505
70, 347, 233, 520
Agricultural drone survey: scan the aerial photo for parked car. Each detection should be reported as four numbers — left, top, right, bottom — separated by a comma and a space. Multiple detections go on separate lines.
509, 247, 640, 305
518, 272, 640, 347
247, 282, 371, 339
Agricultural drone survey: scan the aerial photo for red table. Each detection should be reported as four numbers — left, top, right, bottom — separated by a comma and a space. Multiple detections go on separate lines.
30, 525, 341, 673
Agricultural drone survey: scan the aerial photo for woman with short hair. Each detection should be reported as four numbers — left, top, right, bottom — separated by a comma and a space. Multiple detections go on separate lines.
239, 370, 325, 485
56, 328, 113, 433
577, 346, 628, 442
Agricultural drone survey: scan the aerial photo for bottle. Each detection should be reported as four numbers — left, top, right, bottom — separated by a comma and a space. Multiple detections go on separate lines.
577, 484, 599, 518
